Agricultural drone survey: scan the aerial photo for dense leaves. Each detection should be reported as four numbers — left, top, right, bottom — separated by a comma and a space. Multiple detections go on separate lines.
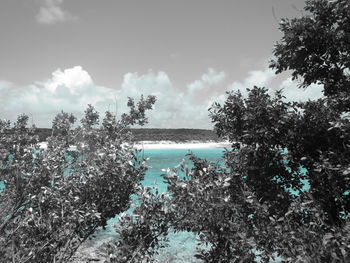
211, 88, 350, 226
270, 0, 350, 98
2, 0, 350, 261
109, 0, 350, 262
110, 146, 350, 262
103, 185, 172, 263
0, 96, 155, 262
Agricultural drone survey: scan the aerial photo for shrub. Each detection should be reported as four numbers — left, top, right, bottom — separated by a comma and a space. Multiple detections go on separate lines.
0, 96, 155, 263
107, 0, 350, 259
46, 0, 350, 261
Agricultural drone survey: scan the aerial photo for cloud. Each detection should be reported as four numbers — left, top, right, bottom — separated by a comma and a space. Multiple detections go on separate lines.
227, 68, 275, 97
226, 68, 323, 102
40, 66, 93, 94
279, 78, 323, 102
0, 66, 115, 127
0, 67, 226, 129
36, 0, 76, 25
117, 70, 217, 128
246, 69, 275, 87
188, 68, 226, 94
0, 66, 323, 129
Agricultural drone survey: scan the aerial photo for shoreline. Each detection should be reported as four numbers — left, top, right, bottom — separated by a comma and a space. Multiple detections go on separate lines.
134, 140, 231, 149
37, 140, 231, 150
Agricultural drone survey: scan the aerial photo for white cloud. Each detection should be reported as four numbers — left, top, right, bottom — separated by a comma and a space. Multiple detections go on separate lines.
0, 66, 115, 127
226, 68, 323, 102
188, 68, 226, 94
112, 68, 228, 128
117, 71, 213, 128
280, 77, 323, 102
0, 67, 225, 129
0, 81, 12, 91
201, 68, 226, 86
228, 68, 275, 97
36, 0, 76, 25
41, 66, 93, 94
1, 66, 323, 129
246, 69, 275, 87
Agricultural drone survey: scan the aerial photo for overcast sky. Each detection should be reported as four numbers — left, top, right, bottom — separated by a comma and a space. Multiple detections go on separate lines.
0, 0, 323, 129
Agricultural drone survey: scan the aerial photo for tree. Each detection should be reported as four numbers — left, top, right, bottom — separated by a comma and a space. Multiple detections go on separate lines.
210, 88, 303, 217
0, 95, 155, 263
108, 138, 350, 262
270, 0, 350, 98
107, 0, 350, 262
103, 185, 173, 263
210, 88, 350, 226
269, 0, 350, 226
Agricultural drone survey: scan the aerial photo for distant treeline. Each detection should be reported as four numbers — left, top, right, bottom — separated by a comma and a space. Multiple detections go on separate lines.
130, 128, 220, 142
34, 128, 221, 142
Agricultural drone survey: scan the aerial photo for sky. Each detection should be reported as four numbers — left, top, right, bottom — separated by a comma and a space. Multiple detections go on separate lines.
0, 0, 323, 129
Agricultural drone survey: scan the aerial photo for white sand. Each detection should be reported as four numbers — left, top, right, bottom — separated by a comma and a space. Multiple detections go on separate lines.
134, 140, 231, 149
37, 140, 231, 150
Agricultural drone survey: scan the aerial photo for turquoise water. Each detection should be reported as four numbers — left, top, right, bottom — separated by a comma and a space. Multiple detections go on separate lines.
143, 148, 226, 261
0, 148, 225, 261
86, 148, 226, 262
0, 148, 225, 193
139, 148, 225, 193
106, 148, 225, 227
0, 147, 304, 262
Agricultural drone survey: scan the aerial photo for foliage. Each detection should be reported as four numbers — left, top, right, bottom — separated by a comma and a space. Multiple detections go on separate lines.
109, 147, 350, 262
268, 0, 350, 227
0, 95, 155, 263
163, 155, 350, 262
34, 128, 221, 144
210, 87, 350, 226
108, 0, 350, 262
129, 128, 221, 143
103, 185, 172, 263
207, 87, 350, 261
210, 88, 303, 217
270, 0, 350, 97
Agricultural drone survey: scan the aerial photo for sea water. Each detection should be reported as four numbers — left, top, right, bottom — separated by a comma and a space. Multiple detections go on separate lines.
0, 148, 296, 262
83, 148, 227, 262
141, 148, 226, 262
91, 148, 306, 262
140, 148, 225, 192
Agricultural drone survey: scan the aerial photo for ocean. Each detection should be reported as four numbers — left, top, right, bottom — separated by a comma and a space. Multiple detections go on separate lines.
80, 147, 227, 262
0, 147, 306, 262
0, 147, 226, 262
86, 147, 305, 262
140, 148, 226, 192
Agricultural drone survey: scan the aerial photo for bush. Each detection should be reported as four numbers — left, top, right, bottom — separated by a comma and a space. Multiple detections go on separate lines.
109, 146, 350, 262
103, 185, 172, 263
0, 96, 155, 263
106, 1, 350, 261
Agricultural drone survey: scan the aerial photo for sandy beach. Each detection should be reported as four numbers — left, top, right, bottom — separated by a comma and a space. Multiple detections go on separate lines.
38, 141, 231, 150
134, 140, 231, 149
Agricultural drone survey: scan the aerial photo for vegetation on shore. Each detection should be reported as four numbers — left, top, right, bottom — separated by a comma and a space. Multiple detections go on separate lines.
0, 96, 156, 262
104, 0, 350, 262
1, 0, 349, 262
34, 128, 221, 143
